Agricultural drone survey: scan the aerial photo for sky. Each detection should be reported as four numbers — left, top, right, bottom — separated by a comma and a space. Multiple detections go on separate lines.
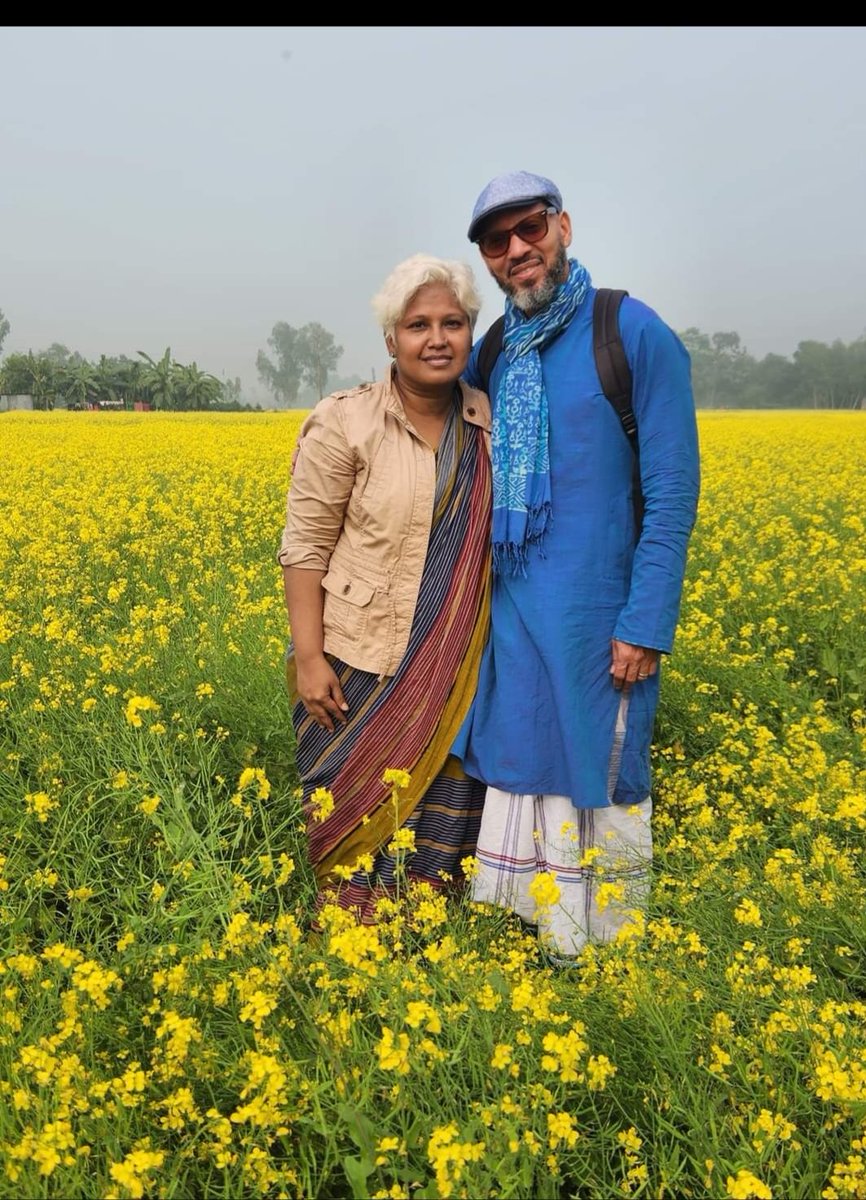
2, 25, 865, 403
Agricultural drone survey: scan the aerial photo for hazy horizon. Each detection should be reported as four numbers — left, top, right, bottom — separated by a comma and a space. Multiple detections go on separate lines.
3, 25, 865, 402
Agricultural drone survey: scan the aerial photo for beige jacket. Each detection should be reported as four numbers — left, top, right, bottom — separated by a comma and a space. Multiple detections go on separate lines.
278, 371, 491, 676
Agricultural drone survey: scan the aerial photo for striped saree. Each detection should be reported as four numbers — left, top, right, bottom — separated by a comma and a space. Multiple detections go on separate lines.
287, 403, 492, 923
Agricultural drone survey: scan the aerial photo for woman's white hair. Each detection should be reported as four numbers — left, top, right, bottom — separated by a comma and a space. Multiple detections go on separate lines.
371, 253, 483, 338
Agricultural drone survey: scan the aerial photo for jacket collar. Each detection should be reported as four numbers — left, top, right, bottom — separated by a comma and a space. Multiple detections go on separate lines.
382, 363, 491, 434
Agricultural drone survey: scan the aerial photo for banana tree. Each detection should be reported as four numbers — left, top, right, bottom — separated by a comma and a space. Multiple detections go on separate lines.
25, 352, 56, 411
63, 360, 97, 409
115, 357, 146, 406
173, 361, 222, 410
90, 355, 124, 408
137, 347, 175, 411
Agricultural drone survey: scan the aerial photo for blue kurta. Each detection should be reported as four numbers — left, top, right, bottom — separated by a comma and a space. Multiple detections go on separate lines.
453, 289, 700, 808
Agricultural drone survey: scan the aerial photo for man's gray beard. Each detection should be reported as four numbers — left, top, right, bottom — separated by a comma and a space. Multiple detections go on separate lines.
500, 244, 569, 315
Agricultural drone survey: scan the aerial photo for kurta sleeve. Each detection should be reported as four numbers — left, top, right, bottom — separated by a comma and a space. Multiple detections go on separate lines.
612, 310, 701, 653
277, 396, 357, 571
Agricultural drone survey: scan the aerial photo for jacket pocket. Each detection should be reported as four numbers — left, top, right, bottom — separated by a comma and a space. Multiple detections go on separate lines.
321, 567, 376, 640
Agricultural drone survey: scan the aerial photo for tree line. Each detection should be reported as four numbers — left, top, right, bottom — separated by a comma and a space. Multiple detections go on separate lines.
0, 310, 344, 411
679, 328, 865, 409
1, 305, 864, 411
0, 340, 240, 413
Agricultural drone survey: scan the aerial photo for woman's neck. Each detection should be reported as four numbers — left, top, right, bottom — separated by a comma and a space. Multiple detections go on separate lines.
393, 373, 457, 418
393, 372, 457, 451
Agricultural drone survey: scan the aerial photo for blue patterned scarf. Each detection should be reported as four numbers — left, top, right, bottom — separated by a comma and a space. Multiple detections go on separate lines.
491, 257, 591, 575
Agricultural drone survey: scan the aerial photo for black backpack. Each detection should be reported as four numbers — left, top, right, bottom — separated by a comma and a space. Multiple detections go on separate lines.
475, 287, 643, 533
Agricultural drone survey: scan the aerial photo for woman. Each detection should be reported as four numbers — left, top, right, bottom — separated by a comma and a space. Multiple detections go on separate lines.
277, 254, 491, 922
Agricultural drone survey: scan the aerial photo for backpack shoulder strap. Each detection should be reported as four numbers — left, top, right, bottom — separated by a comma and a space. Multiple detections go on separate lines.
593, 288, 636, 443
476, 315, 505, 395
593, 288, 644, 535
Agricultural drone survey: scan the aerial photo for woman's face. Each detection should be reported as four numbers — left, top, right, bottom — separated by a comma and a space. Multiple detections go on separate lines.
387, 283, 472, 390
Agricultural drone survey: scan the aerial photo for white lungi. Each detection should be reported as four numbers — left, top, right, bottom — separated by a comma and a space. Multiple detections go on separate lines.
471, 789, 652, 956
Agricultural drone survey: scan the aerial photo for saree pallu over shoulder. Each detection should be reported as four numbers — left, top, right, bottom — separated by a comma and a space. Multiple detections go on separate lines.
289, 414, 492, 889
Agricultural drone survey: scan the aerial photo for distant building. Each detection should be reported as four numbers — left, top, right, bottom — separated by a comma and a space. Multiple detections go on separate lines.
0, 394, 34, 412
86, 399, 124, 411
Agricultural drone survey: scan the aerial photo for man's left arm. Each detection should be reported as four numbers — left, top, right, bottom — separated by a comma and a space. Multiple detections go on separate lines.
611, 311, 701, 665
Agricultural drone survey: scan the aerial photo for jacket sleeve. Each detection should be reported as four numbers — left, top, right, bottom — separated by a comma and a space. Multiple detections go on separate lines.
612, 307, 701, 654
277, 396, 357, 571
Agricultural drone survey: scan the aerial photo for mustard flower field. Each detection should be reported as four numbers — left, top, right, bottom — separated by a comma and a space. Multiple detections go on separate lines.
1, 409, 864, 1200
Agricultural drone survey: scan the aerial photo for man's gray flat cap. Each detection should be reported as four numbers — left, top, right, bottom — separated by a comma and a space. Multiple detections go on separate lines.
467, 170, 563, 241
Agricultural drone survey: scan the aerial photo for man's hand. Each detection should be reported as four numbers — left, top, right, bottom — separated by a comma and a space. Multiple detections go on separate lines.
295, 653, 349, 731
610, 639, 660, 691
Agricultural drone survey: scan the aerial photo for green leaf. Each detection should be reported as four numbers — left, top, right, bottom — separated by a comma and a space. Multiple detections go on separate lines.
338, 1102, 377, 1156
342, 1155, 375, 1199
820, 647, 840, 676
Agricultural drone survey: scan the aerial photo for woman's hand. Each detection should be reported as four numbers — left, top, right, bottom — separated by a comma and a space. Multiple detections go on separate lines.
295, 653, 349, 731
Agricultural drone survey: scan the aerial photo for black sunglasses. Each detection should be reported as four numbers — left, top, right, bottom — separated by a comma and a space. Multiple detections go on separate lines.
476, 206, 558, 258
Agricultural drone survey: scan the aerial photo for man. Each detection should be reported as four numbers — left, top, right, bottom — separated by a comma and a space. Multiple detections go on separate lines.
453, 170, 700, 962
